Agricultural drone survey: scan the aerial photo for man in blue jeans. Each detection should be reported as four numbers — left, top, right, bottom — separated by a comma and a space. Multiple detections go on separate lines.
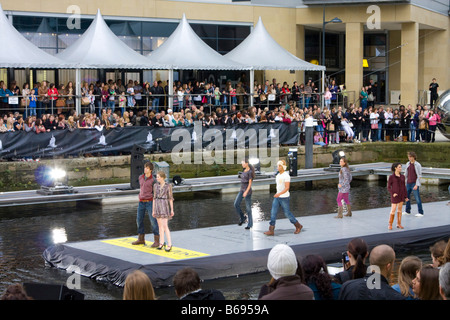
404, 151, 424, 217
264, 160, 303, 236
132, 161, 160, 247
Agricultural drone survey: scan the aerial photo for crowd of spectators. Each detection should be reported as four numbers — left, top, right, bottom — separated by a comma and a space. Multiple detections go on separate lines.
0, 78, 444, 147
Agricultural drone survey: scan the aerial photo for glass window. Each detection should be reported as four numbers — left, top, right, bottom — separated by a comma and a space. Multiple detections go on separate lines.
218, 25, 250, 39
13, 14, 249, 55
191, 24, 217, 38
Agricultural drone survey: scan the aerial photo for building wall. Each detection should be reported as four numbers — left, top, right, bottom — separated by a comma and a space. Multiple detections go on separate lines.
2, 0, 448, 106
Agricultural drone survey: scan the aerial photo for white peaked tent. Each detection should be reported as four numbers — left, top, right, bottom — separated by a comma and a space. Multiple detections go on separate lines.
147, 14, 251, 107
225, 17, 326, 106
0, 4, 73, 69
56, 9, 161, 69
147, 14, 250, 71
56, 9, 164, 113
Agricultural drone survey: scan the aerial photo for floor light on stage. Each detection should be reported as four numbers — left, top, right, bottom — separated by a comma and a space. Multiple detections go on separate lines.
324, 150, 346, 172
36, 166, 77, 195
249, 157, 261, 174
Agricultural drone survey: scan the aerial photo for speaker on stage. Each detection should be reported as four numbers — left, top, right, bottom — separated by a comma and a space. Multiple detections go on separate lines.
130, 144, 146, 189
287, 148, 298, 177
23, 283, 84, 300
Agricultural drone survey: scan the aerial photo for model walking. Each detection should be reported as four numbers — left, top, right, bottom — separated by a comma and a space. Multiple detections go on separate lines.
234, 158, 254, 229
387, 162, 408, 230
264, 160, 303, 236
404, 151, 424, 217
152, 171, 174, 251
335, 157, 352, 218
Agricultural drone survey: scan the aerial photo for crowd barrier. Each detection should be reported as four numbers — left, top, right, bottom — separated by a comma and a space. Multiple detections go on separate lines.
0, 122, 299, 159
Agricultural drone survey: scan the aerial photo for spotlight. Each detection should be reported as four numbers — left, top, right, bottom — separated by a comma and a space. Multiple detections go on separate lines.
249, 158, 261, 173
49, 168, 67, 181
36, 166, 76, 195
324, 150, 346, 172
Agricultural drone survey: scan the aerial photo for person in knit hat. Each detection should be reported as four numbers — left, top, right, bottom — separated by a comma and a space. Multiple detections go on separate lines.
259, 244, 314, 300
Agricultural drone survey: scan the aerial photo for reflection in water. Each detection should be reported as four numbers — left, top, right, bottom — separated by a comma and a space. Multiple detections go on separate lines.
0, 179, 448, 300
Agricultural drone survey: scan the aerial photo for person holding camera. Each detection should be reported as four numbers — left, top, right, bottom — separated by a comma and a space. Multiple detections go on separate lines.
334, 238, 369, 284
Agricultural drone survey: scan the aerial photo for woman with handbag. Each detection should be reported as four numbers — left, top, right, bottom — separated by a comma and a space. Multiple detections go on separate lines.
369, 107, 379, 142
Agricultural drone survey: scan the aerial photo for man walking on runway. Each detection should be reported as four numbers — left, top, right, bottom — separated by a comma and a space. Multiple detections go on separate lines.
132, 161, 160, 246
404, 151, 424, 217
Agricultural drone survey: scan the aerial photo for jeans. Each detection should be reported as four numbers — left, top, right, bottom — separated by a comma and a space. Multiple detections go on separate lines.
136, 201, 159, 235
234, 191, 253, 228
410, 123, 416, 142
377, 122, 382, 141
152, 98, 160, 112
405, 183, 423, 215
269, 197, 298, 227
108, 100, 115, 112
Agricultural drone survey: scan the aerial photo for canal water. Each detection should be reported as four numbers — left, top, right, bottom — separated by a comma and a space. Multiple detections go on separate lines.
0, 179, 448, 300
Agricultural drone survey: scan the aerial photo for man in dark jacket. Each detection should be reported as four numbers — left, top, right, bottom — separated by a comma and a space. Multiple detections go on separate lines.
174, 268, 225, 300
339, 244, 405, 300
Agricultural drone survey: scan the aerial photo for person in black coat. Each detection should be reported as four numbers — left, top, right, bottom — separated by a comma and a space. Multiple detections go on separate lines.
339, 244, 406, 300
173, 268, 225, 300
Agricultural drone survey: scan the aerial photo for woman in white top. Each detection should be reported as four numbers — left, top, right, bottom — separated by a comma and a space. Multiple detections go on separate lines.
264, 160, 303, 236
369, 108, 379, 142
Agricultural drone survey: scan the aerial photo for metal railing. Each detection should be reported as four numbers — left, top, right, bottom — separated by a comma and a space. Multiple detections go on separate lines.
1, 90, 360, 118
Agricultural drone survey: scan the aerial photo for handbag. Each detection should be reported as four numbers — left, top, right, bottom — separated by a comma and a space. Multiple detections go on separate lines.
56, 99, 66, 107
371, 123, 378, 129
327, 122, 335, 131
82, 97, 90, 105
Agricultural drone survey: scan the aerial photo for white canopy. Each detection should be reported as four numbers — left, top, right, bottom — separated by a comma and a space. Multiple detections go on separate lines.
225, 17, 325, 71
57, 9, 161, 69
147, 14, 250, 70
0, 4, 75, 69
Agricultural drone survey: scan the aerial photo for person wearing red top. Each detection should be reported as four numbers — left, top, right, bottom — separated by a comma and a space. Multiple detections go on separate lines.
132, 161, 160, 247
47, 83, 58, 114
387, 162, 408, 230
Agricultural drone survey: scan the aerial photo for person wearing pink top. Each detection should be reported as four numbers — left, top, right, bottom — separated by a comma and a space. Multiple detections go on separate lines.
427, 110, 440, 142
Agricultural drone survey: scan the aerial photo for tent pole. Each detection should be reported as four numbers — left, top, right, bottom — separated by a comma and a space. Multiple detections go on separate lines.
249, 69, 254, 107
321, 69, 324, 109
76, 68, 81, 115
168, 69, 173, 109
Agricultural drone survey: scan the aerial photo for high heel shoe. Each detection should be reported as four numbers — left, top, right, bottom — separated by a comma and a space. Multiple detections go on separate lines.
157, 242, 166, 250
165, 244, 172, 252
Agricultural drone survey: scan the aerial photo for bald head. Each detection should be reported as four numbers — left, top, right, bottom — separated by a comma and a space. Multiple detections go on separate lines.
369, 245, 396, 276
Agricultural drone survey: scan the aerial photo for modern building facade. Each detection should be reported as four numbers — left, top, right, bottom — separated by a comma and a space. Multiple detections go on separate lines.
1, 0, 448, 107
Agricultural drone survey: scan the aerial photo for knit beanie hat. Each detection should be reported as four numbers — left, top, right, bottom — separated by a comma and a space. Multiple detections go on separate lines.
267, 244, 298, 280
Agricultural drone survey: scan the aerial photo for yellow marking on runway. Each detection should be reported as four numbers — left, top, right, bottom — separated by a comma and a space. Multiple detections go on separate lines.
101, 237, 209, 260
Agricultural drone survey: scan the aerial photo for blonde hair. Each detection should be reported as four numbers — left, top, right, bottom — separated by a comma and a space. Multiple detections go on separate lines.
157, 171, 166, 179
123, 270, 155, 300
277, 160, 287, 171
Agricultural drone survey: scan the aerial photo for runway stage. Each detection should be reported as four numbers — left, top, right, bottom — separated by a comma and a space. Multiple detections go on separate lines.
42, 200, 450, 288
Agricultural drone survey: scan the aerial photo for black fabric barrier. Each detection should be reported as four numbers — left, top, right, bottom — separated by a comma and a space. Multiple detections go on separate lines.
0, 122, 299, 159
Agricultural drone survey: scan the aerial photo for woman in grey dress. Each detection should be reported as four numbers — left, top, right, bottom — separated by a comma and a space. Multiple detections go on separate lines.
152, 171, 174, 251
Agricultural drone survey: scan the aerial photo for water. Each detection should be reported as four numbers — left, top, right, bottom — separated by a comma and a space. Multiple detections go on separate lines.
0, 179, 448, 300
